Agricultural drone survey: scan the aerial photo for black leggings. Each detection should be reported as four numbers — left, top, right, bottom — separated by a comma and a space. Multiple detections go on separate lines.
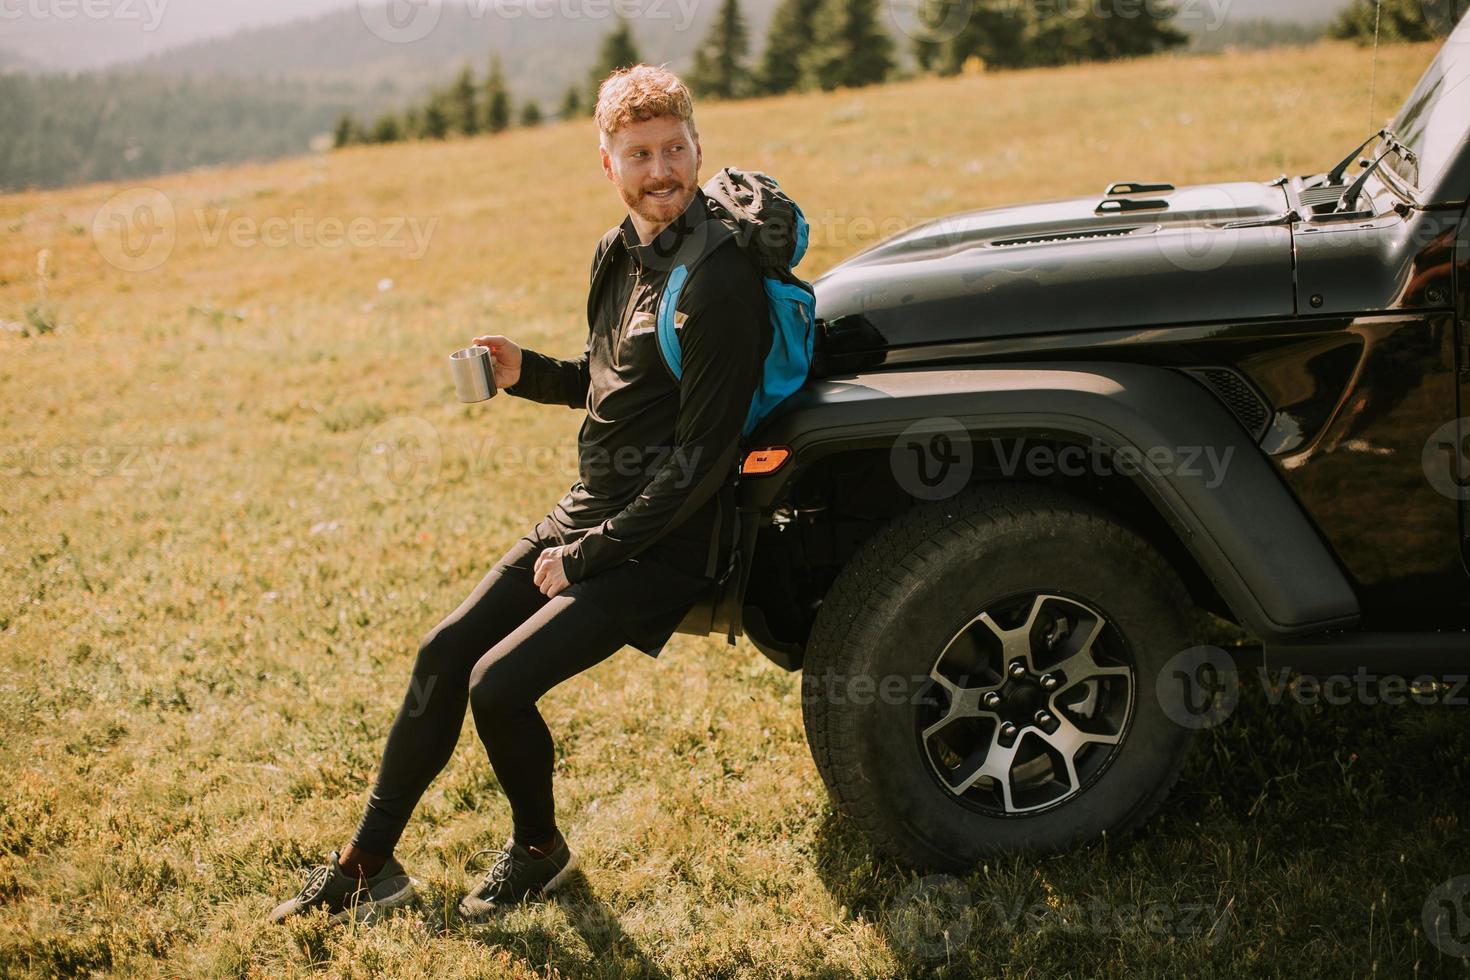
350, 529, 634, 855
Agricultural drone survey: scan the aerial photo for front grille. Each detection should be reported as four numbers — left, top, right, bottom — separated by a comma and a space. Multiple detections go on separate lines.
1184, 367, 1271, 442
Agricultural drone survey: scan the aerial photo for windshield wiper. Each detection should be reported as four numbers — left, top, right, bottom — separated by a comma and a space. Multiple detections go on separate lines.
1325, 128, 1419, 186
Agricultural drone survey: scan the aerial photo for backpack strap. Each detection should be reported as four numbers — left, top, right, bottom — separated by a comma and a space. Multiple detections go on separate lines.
653, 218, 735, 382
586, 225, 624, 328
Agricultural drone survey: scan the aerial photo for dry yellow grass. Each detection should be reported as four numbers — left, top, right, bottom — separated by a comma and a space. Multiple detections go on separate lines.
0, 41, 1454, 978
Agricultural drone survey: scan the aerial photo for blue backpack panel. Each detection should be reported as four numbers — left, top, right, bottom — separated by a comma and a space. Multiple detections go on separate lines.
654, 168, 816, 440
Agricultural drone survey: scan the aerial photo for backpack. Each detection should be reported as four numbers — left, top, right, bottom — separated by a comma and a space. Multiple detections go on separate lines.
654, 167, 816, 440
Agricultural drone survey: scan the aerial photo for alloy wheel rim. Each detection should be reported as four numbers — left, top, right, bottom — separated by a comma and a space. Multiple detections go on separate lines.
916, 592, 1136, 816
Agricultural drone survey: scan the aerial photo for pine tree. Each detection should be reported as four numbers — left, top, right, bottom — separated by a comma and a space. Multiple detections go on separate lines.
483, 55, 512, 133
587, 19, 642, 113
920, 0, 1185, 74
332, 113, 361, 148
559, 85, 581, 119
1330, 0, 1458, 43
759, 0, 823, 93
370, 113, 403, 143
800, 0, 894, 91
422, 97, 450, 140
449, 66, 478, 136
519, 100, 543, 126
688, 0, 751, 99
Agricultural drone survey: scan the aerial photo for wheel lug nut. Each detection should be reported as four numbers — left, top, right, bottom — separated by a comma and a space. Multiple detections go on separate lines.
1040, 674, 1059, 690
983, 691, 1002, 709
1000, 722, 1019, 739
1035, 710, 1052, 726
1008, 660, 1028, 679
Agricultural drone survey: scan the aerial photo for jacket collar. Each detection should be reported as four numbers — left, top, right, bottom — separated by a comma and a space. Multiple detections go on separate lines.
619, 187, 710, 274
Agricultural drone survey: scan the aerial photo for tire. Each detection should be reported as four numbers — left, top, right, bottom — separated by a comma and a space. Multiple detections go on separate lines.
801, 484, 1199, 871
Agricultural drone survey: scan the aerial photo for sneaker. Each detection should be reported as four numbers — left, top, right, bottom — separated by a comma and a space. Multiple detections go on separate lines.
458, 835, 578, 920
269, 850, 417, 925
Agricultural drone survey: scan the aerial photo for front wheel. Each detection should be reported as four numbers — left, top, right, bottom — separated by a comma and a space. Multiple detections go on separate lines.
800, 485, 1200, 871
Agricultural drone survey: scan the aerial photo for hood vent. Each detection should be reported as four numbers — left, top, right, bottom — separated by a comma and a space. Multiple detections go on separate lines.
1096, 197, 1169, 214
1098, 180, 1176, 215
1105, 181, 1175, 196
990, 227, 1138, 248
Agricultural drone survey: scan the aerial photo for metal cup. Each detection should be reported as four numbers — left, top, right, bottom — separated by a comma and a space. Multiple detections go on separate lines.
450, 345, 498, 402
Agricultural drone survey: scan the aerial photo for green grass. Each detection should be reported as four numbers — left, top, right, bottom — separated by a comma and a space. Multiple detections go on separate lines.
3, 39, 1469, 978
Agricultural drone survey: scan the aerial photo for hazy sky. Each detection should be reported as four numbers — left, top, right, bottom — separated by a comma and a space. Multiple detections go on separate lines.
2, 0, 1349, 71
1, 0, 354, 69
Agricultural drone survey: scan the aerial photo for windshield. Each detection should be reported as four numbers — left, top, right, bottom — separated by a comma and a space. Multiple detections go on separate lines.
1387, 13, 1470, 197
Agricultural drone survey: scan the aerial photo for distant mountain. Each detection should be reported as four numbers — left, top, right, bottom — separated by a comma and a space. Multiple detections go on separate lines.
1192, 0, 1346, 24
128, 1, 784, 111
0, 0, 353, 72
1187, 18, 1329, 53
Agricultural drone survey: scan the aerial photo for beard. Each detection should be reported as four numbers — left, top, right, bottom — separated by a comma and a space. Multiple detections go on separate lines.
619, 175, 697, 226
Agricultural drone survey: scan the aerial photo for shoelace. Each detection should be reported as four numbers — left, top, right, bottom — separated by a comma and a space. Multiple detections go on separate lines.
465, 846, 518, 894
295, 863, 334, 903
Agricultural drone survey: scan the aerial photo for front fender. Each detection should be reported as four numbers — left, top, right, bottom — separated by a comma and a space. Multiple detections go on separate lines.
739, 362, 1361, 641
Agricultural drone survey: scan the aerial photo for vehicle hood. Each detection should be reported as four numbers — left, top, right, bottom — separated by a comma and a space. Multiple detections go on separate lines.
812, 181, 1296, 351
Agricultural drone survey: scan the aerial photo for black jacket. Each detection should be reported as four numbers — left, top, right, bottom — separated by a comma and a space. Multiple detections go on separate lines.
504, 188, 773, 584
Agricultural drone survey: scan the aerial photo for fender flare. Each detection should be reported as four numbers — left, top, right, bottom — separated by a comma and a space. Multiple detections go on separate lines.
738, 362, 1360, 641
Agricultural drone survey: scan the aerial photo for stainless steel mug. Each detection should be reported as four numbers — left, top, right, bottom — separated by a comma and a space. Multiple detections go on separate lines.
450, 344, 498, 402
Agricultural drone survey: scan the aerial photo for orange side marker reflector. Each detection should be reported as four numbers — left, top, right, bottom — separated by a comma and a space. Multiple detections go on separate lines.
742, 447, 791, 476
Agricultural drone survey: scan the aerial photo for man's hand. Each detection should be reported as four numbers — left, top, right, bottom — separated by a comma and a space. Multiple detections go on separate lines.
472, 334, 523, 390
533, 545, 571, 597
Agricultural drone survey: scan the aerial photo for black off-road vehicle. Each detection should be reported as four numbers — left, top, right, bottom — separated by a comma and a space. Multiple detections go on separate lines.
679, 17, 1470, 870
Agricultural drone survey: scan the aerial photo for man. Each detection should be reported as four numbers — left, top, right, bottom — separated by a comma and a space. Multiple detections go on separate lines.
270, 64, 772, 924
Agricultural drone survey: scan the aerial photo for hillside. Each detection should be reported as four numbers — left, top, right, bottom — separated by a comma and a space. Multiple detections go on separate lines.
1, 41, 1459, 978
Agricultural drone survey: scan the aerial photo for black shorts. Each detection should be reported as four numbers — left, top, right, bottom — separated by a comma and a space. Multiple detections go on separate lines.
499, 515, 715, 657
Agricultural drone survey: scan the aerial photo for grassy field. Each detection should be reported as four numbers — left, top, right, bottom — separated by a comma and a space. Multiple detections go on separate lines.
3, 39, 1469, 978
